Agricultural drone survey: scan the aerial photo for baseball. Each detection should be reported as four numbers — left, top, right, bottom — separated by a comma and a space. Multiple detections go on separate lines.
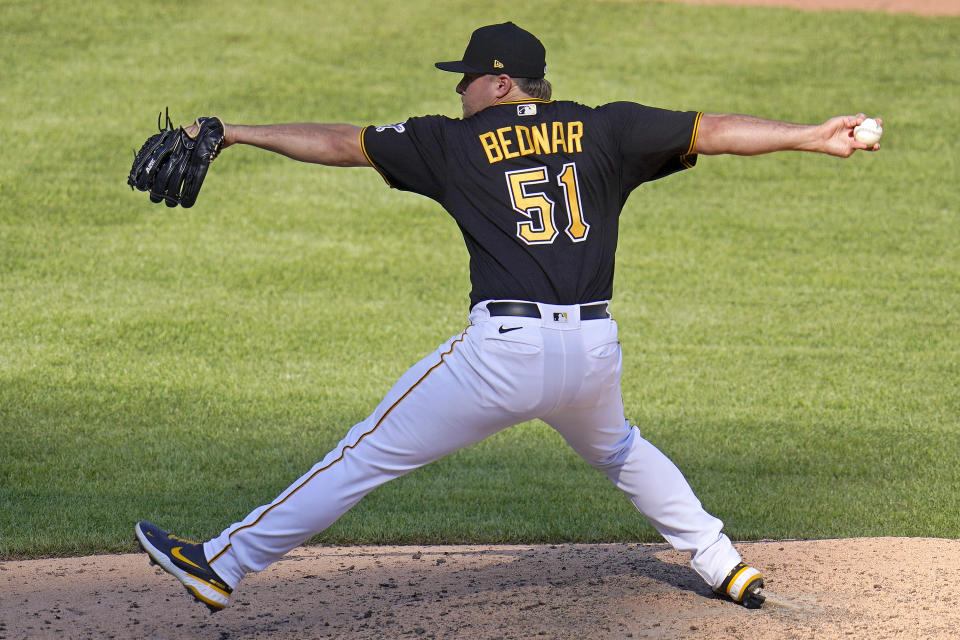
854, 118, 883, 145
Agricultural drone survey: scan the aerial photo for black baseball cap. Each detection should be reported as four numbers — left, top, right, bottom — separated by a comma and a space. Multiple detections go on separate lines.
435, 22, 546, 79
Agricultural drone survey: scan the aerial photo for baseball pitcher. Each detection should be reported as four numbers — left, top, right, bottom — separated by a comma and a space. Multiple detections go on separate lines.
132, 22, 881, 613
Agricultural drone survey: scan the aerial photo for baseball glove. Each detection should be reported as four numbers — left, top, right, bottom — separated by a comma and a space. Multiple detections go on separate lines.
127, 110, 225, 208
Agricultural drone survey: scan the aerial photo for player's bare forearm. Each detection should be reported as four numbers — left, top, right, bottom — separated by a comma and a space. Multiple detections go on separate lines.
219, 122, 371, 167
694, 113, 881, 158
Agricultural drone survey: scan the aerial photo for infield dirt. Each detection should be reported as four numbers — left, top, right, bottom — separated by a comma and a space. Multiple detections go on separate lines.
3, 1, 957, 638
4, 538, 960, 639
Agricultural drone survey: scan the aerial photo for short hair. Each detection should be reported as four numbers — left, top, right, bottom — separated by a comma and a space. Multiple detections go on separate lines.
513, 77, 552, 101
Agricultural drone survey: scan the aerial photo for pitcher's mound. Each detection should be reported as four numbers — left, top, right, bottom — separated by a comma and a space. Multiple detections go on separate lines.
3, 538, 959, 639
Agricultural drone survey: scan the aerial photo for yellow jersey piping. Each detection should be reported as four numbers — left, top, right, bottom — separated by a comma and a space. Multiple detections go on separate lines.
495, 99, 554, 106
359, 125, 393, 186
680, 112, 702, 169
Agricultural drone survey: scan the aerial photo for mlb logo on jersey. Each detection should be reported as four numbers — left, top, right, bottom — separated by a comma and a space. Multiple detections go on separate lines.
517, 104, 538, 117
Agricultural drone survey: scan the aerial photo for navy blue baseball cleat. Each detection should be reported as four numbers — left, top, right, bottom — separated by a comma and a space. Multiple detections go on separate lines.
715, 561, 765, 609
135, 520, 232, 612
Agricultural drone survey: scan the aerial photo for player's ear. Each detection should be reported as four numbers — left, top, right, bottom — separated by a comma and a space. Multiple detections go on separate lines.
494, 74, 513, 98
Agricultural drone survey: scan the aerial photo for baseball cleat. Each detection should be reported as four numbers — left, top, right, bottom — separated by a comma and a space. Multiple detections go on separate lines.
135, 520, 232, 612
715, 561, 765, 609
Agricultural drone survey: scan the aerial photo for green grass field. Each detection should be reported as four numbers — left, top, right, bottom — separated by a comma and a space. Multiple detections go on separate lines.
2, 0, 958, 558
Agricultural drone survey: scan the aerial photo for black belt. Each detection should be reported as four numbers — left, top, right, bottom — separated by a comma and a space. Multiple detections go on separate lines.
487, 301, 609, 320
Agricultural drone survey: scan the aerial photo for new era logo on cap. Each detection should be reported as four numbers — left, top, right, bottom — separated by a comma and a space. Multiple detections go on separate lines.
494, 59, 504, 68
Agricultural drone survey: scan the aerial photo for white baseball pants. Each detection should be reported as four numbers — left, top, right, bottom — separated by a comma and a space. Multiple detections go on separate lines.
205, 301, 742, 590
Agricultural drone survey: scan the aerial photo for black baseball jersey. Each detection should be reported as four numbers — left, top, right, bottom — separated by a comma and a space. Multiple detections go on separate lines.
361, 100, 700, 307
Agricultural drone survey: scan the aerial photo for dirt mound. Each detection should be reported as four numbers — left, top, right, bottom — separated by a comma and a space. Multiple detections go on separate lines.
3, 538, 958, 639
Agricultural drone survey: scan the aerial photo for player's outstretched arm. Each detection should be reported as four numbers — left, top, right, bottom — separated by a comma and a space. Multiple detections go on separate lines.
694, 113, 881, 158
185, 121, 370, 167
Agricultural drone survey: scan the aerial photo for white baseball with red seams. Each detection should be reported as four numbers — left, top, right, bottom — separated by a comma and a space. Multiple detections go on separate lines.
854, 118, 883, 145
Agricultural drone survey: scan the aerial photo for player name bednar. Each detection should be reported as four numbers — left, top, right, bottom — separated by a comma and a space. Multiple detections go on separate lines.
479, 120, 584, 163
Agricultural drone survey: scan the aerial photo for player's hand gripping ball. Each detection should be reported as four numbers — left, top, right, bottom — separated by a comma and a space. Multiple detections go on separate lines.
127, 110, 225, 208
853, 118, 883, 146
